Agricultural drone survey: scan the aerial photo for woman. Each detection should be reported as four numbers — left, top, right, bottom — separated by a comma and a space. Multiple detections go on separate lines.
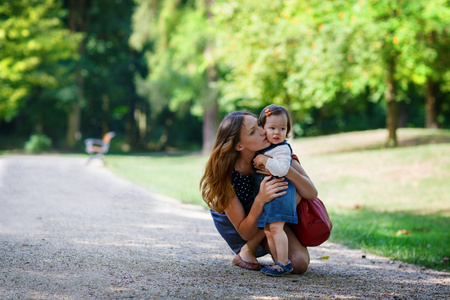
200, 111, 317, 274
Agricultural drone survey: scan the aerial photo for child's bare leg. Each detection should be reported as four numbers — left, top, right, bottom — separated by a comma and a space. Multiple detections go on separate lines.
264, 224, 277, 262
239, 229, 265, 263
269, 221, 288, 265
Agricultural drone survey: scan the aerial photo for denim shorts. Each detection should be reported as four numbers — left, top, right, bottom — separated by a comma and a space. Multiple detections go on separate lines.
210, 209, 268, 257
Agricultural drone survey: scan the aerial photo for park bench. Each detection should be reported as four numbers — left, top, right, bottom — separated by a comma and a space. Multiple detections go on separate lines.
84, 131, 116, 164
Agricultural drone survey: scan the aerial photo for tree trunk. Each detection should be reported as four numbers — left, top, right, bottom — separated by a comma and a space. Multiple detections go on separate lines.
102, 94, 110, 134
66, 0, 86, 149
66, 101, 81, 147
202, 99, 218, 154
201, 59, 219, 154
425, 77, 438, 128
134, 100, 147, 150
385, 56, 398, 147
124, 96, 137, 152
202, 0, 219, 155
157, 110, 174, 151
397, 100, 408, 128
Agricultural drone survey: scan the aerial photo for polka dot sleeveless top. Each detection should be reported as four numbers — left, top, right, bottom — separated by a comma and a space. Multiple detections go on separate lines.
231, 169, 254, 214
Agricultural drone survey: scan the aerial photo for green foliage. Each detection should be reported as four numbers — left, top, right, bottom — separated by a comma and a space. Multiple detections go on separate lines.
131, 0, 213, 116
128, 0, 219, 150
213, 0, 357, 116
0, 0, 82, 121
214, 1, 304, 111
76, 0, 142, 142
399, 0, 450, 86
336, 0, 450, 99
212, 0, 449, 131
24, 133, 52, 153
1, 0, 449, 151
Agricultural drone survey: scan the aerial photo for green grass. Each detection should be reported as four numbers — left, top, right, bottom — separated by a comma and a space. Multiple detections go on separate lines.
331, 209, 448, 270
107, 153, 208, 205
105, 128, 450, 272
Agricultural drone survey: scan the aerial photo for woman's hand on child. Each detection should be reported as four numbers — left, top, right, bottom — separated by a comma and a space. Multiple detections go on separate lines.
258, 176, 288, 204
256, 168, 271, 176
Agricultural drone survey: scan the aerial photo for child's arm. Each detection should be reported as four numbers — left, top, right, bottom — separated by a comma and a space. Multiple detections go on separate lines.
253, 154, 269, 170
265, 145, 291, 176
253, 145, 291, 177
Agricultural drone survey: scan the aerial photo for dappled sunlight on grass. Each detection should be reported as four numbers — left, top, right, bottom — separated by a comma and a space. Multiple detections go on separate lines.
329, 209, 449, 271
106, 154, 208, 207
291, 128, 450, 157
302, 144, 450, 216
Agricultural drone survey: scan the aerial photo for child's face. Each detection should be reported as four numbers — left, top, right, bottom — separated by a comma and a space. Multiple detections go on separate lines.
264, 114, 287, 144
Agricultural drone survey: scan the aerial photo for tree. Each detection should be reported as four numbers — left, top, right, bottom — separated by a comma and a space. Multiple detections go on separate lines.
213, 0, 450, 144
0, 0, 81, 125
130, 0, 217, 151
65, 0, 86, 148
64, 0, 143, 149
399, 0, 450, 128
213, 1, 299, 112
313, 0, 449, 145
212, 0, 353, 126
202, 0, 219, 154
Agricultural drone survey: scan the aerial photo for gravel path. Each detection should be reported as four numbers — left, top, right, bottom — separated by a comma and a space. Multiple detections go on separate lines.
0, 155, 448, 299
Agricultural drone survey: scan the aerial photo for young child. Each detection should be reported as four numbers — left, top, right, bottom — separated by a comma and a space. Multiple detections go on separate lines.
253, 104, 297, 276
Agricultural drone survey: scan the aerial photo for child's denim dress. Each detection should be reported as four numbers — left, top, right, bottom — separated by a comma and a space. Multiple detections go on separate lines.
253, 142, 298, 229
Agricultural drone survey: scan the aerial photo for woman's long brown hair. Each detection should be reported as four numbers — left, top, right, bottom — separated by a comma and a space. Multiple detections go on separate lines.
200, 111, 255, 213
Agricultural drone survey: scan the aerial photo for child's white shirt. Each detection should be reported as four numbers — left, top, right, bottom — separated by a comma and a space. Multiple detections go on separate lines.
264, 144, 291, 177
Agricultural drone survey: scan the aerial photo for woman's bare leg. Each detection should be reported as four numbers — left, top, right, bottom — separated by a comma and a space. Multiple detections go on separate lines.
239, 229, 265, 263
285, 225, 310, 274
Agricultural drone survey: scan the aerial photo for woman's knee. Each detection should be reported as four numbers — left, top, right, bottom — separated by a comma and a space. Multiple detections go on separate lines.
285, 224, 310, 274
290, 252, 309, 274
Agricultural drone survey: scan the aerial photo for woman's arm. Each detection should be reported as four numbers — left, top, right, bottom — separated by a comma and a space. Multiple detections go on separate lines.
225, 176, 288, 241
285, 159, 318, 201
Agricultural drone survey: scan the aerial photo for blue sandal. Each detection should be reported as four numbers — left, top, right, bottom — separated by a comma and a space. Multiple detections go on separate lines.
261, 262, 293, 277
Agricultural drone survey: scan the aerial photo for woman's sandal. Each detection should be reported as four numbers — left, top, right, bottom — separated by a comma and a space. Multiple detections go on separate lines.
261, 262, 293, 277
232, 253, 262, 271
